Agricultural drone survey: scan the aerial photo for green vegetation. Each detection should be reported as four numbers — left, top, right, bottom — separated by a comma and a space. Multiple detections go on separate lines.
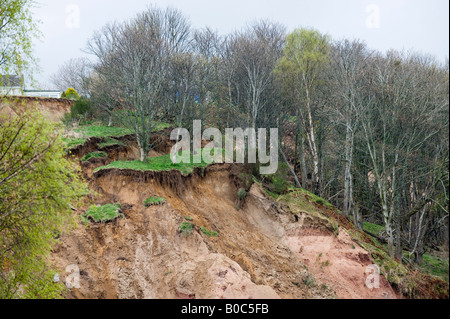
94, 149, 222, 176
289, 187, 334, 210
256, 162, 290, 197
200, 227, 218, 237
81, 151, 108, 162
184, 216, 194, 221
98, 137, 125, 148
0, 109, 87, 298
237, 188, 247, 200
63, 123, 168, 150
63, 97, 92, 125
303, 274, 316, 287
83, 204, 124, 223
62, 88, 80, 100
75, 125, 134, 139
278, 189, 338, 232
179, 222, 194, 235
0, 0, 41, 77
422, 253, 449, 281
62, 125, 133, 150
143, 196, 166, 207
62, 137, 86, 149
237, 172, 254, 190
363, 222, 386, 237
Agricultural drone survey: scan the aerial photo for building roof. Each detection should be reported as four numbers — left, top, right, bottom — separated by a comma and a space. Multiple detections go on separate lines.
24, 90, 63, 93
0, 75, 23, 87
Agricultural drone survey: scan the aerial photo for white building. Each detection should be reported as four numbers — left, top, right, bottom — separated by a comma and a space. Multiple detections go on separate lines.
1, 75, 63, 98
23, 90, 63, 98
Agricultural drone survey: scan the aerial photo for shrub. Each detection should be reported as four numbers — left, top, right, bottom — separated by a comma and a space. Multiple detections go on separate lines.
315, 198, 325, 205
143, 196, 166, 207
201, 227, 218, 237
261, 162, 290, 195
0, 109, 87, 298
179, 222, 194, 235
237, 173, 254, 190
83, 203, 124, 223
64, 97, 93, 125
64, 87, 80, 100
237, 188, 247, 200
303, 274, 316, 287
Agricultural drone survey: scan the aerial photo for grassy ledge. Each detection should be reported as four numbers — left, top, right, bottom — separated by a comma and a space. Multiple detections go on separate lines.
81, 203, 124, 223
98, 137, 125, 148
81, 151, 108, 162
63, 122, 169, 150
143, 196, 167, 207
74, 125, 134, 138
94, 149, 223, 176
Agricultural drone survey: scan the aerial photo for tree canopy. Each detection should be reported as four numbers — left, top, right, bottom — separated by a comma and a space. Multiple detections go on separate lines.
0, 0, 41, 78
0, 109, 87, 298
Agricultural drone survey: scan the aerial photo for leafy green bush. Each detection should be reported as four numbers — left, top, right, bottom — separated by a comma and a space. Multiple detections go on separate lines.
63, 97, 93, 125
201, 227, 218, 237
0, 109, 87, 298
83, 204, 124, 223
260, 162, 290, 195
81, 151, 108, 162
63, 87, 80, 100
143, 196, 166, 207
179, 222, 194, 235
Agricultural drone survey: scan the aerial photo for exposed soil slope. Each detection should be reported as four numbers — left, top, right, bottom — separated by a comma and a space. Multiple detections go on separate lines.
50, 140, 399, 299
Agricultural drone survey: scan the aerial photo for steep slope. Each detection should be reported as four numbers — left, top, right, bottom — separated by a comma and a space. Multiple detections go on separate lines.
50, 145, 399, 299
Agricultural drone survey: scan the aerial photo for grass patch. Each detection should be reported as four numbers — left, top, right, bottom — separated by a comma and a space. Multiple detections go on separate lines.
237, 188, 247, 200
74, 125, 134, 138
289, 187, 334, 210
179, 222, 194, 235
277, 189, 338, 232
82, 203, 124, 223
200, 227, 218, 237
422, 253, 449, 281
143, 196, 166, 207
303, 274, 316, 287
98, 137, 125, 148
81, 151, 108, 162
94, 149, 223, 176
363, 222, 386, 237
62, 137, 87, 149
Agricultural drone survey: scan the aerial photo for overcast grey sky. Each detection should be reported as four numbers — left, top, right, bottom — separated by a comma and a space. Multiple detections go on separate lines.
31, 0, 449, 89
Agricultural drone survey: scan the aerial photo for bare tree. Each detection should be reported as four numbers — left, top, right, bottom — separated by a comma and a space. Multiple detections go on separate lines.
87, 7, 190, 162
357, 51, 448, 257
327, 39, 371, 224
50, 57, 92, 96
231, 21, 285, 129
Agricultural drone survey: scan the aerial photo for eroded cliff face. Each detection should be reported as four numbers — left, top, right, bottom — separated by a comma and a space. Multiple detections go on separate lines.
0, 96, 72, 121
50, 151, 398, 299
